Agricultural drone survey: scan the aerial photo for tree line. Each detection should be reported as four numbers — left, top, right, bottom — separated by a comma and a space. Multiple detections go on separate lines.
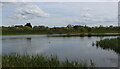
1, 23, 120, 35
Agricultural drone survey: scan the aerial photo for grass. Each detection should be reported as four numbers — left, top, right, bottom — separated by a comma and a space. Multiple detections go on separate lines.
93, 38, 120, 54
2, 53, 95, 68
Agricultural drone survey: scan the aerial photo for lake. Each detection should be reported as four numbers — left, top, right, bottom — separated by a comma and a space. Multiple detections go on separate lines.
2, 35, 119, 67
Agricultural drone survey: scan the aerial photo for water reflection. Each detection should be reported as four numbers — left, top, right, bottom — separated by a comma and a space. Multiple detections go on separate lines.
2, 35, 118, 67
93, 37, 120, 54
24, 38, 32, 54
100, 36, 104, 40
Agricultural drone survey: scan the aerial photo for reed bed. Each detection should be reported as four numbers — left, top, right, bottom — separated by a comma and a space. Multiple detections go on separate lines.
94, 38, 120, 54
2, 53, 95, 68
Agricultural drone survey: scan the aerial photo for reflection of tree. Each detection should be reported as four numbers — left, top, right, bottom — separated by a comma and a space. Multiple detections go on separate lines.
26, 38, 31, 40
23, 37, 32, 54
26, 38, 32, 47
93, 38, 120, 54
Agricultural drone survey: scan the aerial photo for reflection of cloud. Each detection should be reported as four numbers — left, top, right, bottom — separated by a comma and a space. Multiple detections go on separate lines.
34, 46, 50, 54
27, 43, 51, 55
11, 4, 49, 20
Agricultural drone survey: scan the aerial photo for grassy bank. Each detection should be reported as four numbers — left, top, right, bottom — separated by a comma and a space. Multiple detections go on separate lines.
2, 53, 95, 67
94, 38, 120, 54
1, 25, 119, 35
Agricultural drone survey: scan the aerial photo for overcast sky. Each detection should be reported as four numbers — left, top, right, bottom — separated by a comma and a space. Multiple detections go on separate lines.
1, 0, 119, 2
0, 0, 119, 27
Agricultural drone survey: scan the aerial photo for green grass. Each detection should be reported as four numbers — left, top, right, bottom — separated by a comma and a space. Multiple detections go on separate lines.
2, 53, 95, 67
94, 38, 120, 54
1, 25, 119, 35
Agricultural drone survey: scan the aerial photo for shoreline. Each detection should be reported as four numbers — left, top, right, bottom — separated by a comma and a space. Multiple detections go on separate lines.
1, 33, 120, 37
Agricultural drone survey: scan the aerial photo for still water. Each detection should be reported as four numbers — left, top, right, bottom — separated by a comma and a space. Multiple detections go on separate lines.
2, 35, 118, 67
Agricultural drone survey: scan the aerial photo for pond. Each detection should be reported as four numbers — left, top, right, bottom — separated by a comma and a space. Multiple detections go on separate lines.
2, 35, 119, 67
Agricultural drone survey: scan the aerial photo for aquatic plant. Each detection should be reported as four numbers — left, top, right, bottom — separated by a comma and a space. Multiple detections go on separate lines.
94, 38, 120, 54
2, 53, 95, 68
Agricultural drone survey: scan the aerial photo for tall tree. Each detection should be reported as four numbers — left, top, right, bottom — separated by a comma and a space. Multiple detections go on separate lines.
25, 23, 32, 28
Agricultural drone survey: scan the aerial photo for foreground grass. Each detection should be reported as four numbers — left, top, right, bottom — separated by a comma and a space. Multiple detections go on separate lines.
2, 53, 95, 67
94, 38, 120, 54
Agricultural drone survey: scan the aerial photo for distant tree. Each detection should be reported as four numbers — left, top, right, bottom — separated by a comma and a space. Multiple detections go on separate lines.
99, 25, 104, 28
73, 25, 81, 29
87, 27, 92, 32
79, 27, 85, 32
33, 26, 48, 30
25, 23, 32, 28
67, 24, 73, 28
15, 25, 24, 28
109, 25, 113, 28
23, 26, 32, 30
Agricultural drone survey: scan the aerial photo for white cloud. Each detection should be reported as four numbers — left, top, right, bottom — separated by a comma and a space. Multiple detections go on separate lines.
0, 3, 3, 8
12, 4, 50, 20
74, 16, 117, 25
1, 0, 119, 2
74, 6, 117, 26
0, 2, 18, 8
82, 8, 92, 11
1, 0, 17, 2
2, 2, 118, 27
82, 13, 93, 18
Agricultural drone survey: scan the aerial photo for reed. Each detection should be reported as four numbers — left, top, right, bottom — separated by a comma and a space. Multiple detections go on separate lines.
94, 38, 120, 54
2, 53, 95, 67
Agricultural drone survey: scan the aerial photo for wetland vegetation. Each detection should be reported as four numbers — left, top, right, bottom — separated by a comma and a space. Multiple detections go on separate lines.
93, 38, 120, 54
2, 53, 95, 67
2, 23, 119, 67
1, 23, 119, 35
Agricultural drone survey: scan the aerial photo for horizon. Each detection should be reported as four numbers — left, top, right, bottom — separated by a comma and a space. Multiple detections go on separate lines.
1, 23, 119, 28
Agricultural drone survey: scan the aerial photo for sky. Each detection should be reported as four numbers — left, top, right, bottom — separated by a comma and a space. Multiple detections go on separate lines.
1, 0, 119, 2
0, 0, 119, 27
